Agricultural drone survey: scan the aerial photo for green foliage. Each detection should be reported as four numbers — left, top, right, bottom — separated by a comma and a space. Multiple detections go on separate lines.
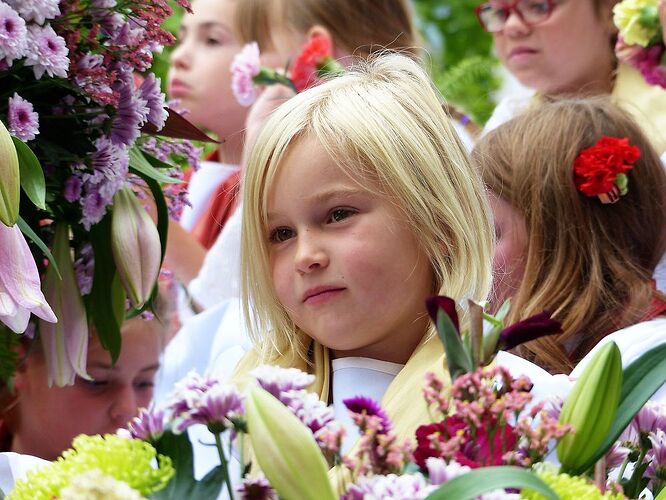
413, 0, 499, 125
0, 326, 19, 387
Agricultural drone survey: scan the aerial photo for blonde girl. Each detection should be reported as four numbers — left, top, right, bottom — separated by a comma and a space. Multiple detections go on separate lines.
233, 53, 493, 444
473, 97, 666, 374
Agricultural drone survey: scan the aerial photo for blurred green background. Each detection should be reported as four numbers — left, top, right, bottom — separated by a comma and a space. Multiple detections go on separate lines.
153, 0, 499, 127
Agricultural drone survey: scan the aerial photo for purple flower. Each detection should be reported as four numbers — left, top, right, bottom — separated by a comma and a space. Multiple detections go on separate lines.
497, 310, 562, 351
632, 401, 666, 436
343, 395, 393, 433
283, 391, 335, 434
7, 93, 39, 141
138, 73, 168, 130
236, 476, 278, 500
25, 24, 69, 80
646, 429, 666, 486
425, 296, 460, 332
125, 407, 167, 441
605, 442, 631, 470
343, 473, 435, 500
64, 175, 83, 202
0, 3, 27, 66
231, 42, 261, 106
425, 458, 471, 486
73, 243, 95, 296
251, 365, 315, 401
110, 71, 148, 146
4, 0, 60, 24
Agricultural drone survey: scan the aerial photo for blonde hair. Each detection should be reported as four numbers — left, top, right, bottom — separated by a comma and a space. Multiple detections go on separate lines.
235, 0, 419, 58
473, 97, 666, 373
241, 54, 493, 362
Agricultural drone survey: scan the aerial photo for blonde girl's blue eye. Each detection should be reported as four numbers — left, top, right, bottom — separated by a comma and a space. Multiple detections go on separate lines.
327, 208, 356, 223
269, 227, 295, 243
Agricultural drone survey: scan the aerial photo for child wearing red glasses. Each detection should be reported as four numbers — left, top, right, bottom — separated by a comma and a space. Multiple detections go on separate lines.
480, 0, 666, 155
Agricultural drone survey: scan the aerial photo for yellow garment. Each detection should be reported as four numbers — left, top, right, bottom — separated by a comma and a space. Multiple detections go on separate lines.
612, 64, 666, 154
231, 333, 448, 444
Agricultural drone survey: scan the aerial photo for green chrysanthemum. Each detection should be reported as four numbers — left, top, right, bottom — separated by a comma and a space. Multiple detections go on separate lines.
8, 434, 174, 500
522, 466, 624, 500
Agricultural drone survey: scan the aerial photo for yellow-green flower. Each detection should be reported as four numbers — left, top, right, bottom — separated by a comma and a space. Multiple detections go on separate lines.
521, 465, 624, 500
8, 434, 174, 500
613, 0, 660, 47
60, 469, 145, 500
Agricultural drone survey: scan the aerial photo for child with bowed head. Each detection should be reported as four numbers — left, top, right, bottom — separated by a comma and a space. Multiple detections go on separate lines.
478, 0, 666, 155
472, 98, 666, 375
0, 310, 169, 462
231, 53, 494, 446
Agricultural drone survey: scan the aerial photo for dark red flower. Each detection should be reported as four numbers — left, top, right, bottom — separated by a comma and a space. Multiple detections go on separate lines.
425, 296, 460, 332
290, 35, 333, 91
343, 396, 392, 433
498, 310, 562, 351
573, 136, 640, 197
454, 420, 518, 469
413, 418, 466, 468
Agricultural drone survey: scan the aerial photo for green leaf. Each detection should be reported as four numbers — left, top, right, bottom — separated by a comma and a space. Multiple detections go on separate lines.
16, 216, 60, 279
86, 214, 123, 363
12, 137, 45, 209
436, 308, 473, 380
425, 466, 557, 500
578, 342, 666, 473
150, 431, 225, 500
129, 146, 180, 184
655, 485, 666, 500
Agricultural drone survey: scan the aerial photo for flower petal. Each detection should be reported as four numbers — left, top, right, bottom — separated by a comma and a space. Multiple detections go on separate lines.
426, 295, 460, 332
498, 310, 562, 351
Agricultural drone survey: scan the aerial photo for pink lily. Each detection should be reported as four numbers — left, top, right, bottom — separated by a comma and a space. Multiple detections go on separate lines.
0, 222, 56, 333
40, 223, 90, 387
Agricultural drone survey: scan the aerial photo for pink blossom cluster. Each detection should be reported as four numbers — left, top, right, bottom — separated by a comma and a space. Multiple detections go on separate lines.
616, 36, 666, 89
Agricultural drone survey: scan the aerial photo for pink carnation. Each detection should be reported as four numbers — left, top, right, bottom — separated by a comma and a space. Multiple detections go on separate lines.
230, 42, 261, 106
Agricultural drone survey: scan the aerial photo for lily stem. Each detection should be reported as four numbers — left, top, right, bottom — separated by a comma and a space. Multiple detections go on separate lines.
214, 432, 234, 500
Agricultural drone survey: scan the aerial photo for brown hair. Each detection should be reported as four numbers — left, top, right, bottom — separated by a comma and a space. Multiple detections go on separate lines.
472, 97, 666, 373
235, 0, 419, 58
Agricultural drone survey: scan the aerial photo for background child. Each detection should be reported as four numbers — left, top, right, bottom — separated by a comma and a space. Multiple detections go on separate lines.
472, 97, 666, 374
232, 53, 493, 447
1, 311, 168, 461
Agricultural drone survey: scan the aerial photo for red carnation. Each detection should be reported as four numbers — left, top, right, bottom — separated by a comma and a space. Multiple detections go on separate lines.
573, 136, 640, 198
290, 35, 334, 92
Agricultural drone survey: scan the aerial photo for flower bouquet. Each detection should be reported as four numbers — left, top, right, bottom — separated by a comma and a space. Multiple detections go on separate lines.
614, 0, 666, 88
0, 0, 214, 387
9, 296, 666, 499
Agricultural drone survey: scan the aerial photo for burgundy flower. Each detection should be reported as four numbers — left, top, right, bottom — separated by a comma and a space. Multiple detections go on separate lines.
498, 310, 562, 351
413, 419, 465, 469
425, 296, 459, 332
455, 419, 518, 469
343, 396, 392, 434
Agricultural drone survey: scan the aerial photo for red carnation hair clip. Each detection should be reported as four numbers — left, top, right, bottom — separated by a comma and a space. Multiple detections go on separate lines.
573, 136, 640, 204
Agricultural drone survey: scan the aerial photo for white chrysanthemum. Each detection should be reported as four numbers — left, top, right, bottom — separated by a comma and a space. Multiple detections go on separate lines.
60, 469, 145, 500
4, 0, 61, 24
24, 24, 69, 79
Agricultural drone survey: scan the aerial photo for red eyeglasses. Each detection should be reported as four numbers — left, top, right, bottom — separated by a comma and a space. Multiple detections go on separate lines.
476, 0, 556, 33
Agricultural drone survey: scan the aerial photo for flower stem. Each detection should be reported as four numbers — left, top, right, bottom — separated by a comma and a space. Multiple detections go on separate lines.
214, 432, 234, 500
616, 454, 630, 480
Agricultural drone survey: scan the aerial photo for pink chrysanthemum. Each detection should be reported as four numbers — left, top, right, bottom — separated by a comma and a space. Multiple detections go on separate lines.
4, 0, 60, 24
230, 42, 261, 106
8, 92, 39, 141
25, 24, 69, 79
0, 3, 27, 66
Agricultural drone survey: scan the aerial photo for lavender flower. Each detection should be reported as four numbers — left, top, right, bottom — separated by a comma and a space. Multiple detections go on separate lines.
7, 93, 39, 141
343, 473, 435, 500
425, 458, 471, 486
633, 401, 666, 436
605, 442, 631, 470
283, 390, 335, 434
138, 73, 168, 130
344, 395, 393, 433
230, 42, 261, 106
5, 0, 60, 24
125, 407, 167, 442
25, 24, 69, 80
251, 365, 315, 401
73, 243, 95, 296
236, 476, 278, 500
0, 3, 27, 66
110, 71, 148, 146
646, 429, 666, 486
63, 175, 83, 202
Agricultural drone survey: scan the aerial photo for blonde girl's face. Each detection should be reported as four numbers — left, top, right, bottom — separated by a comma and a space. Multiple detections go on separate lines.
266, 137, 434, 364
168, 0, 248, 138
12, 319, 161, 460
489, 193, 528, 307
491, 0, 616, 95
